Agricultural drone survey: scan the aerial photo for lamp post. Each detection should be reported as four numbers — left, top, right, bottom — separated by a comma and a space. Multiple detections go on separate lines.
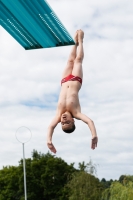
16, 126, 32, 200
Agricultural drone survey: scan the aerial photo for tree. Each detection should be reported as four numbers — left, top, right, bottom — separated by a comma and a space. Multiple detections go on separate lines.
0, 166, 21, 199
78, 161, 87, 171
101, 178, 113, 189
66, 171, 103, 200
102, 175, 133, 200
78, 159, 97, 175
0, 150, 76, 200
66, 160, 103, 200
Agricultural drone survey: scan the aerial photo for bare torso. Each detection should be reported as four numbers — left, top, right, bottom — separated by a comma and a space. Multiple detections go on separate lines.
57, 81, 81, 118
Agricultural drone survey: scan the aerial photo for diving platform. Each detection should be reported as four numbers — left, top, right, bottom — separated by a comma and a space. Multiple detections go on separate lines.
0, 0, 75, 50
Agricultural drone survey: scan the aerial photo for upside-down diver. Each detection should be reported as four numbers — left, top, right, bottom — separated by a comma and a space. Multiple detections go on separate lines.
47, 30, 98, 153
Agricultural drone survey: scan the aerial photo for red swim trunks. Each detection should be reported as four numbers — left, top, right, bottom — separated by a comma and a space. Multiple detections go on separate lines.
61, 74, 82, 85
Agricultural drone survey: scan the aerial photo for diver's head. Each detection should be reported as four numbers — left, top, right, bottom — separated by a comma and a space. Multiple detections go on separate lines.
61, 111, 76, 133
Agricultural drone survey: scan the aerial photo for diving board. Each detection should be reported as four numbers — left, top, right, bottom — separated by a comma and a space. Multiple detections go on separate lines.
0, 0, 75, 50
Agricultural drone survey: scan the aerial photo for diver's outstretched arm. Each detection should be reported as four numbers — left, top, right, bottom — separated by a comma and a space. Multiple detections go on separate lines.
47, 116, 59, 153
75, 112, 98, 149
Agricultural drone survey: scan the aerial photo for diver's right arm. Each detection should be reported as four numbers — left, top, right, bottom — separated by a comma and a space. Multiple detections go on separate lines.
47, 116, 60, 153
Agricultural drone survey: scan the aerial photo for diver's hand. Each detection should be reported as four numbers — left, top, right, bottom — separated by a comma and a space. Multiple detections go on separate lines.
47, 141, 57, 153
91, 136, 98, 150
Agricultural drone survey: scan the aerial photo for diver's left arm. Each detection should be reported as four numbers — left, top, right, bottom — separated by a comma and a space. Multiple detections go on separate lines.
75, 112, 98, 149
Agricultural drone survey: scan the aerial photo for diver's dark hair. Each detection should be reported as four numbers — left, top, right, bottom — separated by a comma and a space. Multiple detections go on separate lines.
62, 124, 76, 134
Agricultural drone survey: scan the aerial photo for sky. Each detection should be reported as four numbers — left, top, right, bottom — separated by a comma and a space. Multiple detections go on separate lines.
0, 0, 133, 180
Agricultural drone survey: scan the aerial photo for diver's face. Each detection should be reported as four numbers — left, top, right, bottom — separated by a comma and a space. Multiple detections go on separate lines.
61, 112, 74, 129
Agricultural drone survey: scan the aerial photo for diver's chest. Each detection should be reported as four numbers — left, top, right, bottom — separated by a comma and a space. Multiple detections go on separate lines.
65, 96, 78, 109
58, 97, 76, 109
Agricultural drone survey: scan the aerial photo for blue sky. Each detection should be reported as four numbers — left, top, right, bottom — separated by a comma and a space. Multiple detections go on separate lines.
0, 0, 133, 180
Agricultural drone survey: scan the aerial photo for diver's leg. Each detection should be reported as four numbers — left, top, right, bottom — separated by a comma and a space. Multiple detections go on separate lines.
61, 31, 78, 78
72, 30, 84, 79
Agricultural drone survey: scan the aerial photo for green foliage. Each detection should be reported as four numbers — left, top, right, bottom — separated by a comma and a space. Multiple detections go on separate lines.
0, 166, 21, 199
101, 178, 113, 189
78, 161, 87, 171
0, 150, 76, 200
0, 150, 132, 200
102, 175, 133, 200
78, 159, 97, 175
66, 171, 103, 200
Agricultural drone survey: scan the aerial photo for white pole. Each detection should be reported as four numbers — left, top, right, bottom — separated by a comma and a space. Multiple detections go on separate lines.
22, 143, 27, 200
16, 126, 32, 200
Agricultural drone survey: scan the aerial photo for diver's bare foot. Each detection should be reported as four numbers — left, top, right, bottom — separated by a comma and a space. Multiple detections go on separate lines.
74, 30, 78, 44
78, 29, 84, 43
